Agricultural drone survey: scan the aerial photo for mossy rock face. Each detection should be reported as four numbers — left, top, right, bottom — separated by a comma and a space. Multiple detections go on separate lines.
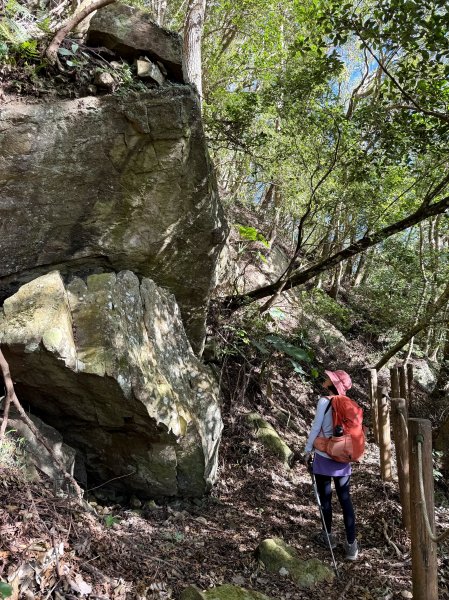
246, 413, 293, 465
0, 86, 227, 353
0, 271, 223, 498
181, 585, 273, 600
258, 538, 334, 589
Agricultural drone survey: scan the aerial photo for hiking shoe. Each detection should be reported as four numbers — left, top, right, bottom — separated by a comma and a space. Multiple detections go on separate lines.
314, 530, 337, 549
344, 540, 359, 560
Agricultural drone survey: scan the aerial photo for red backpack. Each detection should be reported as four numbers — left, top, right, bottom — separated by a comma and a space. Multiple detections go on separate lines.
313, 395, 365, 463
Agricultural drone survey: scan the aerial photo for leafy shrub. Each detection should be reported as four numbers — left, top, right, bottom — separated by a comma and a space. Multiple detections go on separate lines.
236, 224, 269, 247
307, 289, 353, 333
0, 430, 26, 472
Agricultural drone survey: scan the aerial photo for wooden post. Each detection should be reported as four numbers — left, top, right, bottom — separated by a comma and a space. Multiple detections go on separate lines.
390, 398, 411, 532
390, 366, 400, 398
408, 418, 438, 600
368, 368, 379, 445
378, 393, 392, 481
407, 363, 414, 410
399, 365, 407, 408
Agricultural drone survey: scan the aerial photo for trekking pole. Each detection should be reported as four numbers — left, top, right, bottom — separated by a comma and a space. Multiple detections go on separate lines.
308, 456, 339, 578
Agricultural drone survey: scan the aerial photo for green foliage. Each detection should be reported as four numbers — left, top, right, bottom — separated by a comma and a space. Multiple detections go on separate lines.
0, 430, 26, 471
433, 450, 444, 482
307, 289, 353, 333
0, 0, 44, 63
217, 302, 316, 383
104, 514, 120, 528
264, 334, 312, 362
236, 225, 269, 247
0, 582, 13, 599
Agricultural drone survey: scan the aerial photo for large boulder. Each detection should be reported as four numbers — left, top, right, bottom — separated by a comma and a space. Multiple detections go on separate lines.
0, 86, 227, 353
87, 4, 183, 80
0, 271, 223, 498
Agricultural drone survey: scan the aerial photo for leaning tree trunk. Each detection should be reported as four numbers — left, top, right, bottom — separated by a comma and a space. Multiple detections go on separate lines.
225, 194, 449, 310
46, 0, 116, 64
183, 0, 206, 105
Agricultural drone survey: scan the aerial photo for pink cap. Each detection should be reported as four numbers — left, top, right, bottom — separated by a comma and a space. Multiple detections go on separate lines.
325, 370, 352, 396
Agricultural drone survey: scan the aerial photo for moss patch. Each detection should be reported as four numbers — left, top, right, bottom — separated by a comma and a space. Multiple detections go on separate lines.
257, 537, 334, 589
246, 413, 293, 465
181, 584, 274, 600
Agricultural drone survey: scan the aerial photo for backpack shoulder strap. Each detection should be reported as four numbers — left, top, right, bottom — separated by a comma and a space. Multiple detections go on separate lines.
324, 397, 332, 415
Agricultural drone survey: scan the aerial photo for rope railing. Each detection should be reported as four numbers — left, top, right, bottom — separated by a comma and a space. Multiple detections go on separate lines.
416, 436, 449, 544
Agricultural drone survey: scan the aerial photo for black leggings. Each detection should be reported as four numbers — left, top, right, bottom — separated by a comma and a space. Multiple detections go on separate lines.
314, 474, 355, 544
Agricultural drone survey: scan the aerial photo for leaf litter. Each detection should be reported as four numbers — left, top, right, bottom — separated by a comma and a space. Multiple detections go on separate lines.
1, 356, 449, 599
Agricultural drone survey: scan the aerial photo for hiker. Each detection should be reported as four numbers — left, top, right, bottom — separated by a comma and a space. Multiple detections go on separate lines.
304, 369, 359, 560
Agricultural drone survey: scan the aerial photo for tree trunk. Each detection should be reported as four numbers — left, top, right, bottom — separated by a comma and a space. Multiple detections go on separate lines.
258, 183, 276, 212
329, 260, 344, 300
375, 282, 449, 371
430, 328, 449, 402
183, 0, 206, 104
150, 0, 167, 25
352, 249, 369, 287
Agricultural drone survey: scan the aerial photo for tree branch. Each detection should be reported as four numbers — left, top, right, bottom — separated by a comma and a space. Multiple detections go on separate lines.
46, 0, 116, 65
0, 348, 83, 499
351, 22, 449, 125
375, 281, 449, 371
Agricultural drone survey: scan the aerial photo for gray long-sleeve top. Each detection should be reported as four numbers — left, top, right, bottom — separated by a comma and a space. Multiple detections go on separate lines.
305, 396, 333, 457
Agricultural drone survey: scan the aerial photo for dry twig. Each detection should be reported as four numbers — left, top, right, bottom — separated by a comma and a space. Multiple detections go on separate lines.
0, 348, 83, 500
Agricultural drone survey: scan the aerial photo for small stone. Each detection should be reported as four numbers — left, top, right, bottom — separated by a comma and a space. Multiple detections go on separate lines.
400, 592, 413, 599
93, 71, 115, 89
195, 516, 208, 525
130, 496, 142, 508
136, 59, 165, 85
110, 61, 122, 70
144, 500, 162, 510
279, 567, 289, 576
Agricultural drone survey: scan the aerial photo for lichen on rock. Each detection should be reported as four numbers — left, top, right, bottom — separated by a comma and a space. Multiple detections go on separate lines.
0, 270, 223, 498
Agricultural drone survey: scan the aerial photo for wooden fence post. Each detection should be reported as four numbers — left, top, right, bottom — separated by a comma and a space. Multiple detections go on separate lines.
408, 418, 438, 600
368, 368, 379, 445
390, 366, 400, 399
390, 398, 411, 532
407, 363, 414, 409
378, 392, 392, 481
399, 365, 408, 409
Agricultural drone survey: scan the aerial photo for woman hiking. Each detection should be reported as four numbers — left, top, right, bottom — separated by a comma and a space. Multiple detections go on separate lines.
304, 369, 359, 561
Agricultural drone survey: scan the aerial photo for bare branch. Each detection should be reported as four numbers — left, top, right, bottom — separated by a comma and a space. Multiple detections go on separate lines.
46, 0, 116, 65
0, 348, 83, 499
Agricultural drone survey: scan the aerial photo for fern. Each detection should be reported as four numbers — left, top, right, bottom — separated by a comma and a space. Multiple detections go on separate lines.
0, 18, 29, 45
5, 0, 34, 21
0, 0, 44, 60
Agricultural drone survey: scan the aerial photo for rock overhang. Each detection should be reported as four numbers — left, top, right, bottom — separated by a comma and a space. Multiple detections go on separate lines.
0, 271, 223, 498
